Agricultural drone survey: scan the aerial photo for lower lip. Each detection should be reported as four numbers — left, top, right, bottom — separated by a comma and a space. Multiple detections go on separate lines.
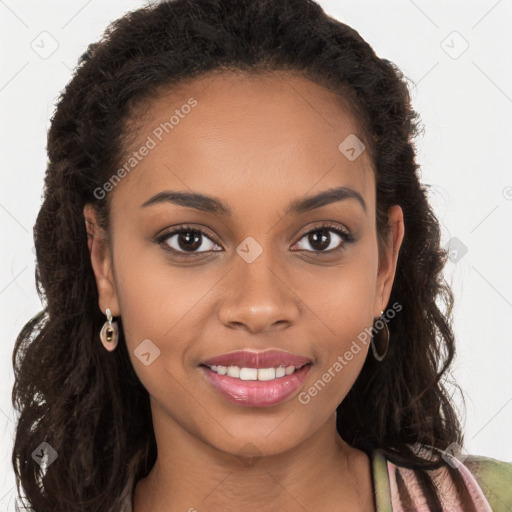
200, 364, 312, 407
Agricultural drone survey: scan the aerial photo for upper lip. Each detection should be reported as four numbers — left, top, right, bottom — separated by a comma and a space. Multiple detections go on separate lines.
200, 349, 313, 369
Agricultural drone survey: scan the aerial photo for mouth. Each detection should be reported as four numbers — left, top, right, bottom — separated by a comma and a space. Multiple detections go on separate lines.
199, 356, 313, 407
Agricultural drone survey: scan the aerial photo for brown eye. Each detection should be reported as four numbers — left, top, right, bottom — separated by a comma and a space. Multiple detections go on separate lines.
292, 224, 354, 253
157, 226, 222, 255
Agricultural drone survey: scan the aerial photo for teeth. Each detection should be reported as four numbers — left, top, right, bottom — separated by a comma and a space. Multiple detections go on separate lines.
226, 366, 240, 378
209, 365, 298, 381
257, 368, 275, 381
215, 365, 227, 375
240, 367, 258, 380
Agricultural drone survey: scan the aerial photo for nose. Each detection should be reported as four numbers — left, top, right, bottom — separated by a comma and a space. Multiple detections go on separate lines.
217, 253, 300, 334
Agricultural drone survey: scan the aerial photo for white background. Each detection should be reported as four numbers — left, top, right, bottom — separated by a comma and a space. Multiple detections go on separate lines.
1, 0, 511, 508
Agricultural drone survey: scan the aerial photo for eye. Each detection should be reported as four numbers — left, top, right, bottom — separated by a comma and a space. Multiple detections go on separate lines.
291, 223, 354, 253
155, 225, 221, 256
154, 222, 355, 258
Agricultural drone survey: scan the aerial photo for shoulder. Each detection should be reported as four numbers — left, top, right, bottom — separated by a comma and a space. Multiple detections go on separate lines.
463, 453, 512, 512
371, 444, 512, 512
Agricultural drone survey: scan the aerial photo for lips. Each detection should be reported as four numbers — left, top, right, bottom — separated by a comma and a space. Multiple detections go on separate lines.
201, 349, 313, 369
199, 349, 313, 407
200, 364, 312, 407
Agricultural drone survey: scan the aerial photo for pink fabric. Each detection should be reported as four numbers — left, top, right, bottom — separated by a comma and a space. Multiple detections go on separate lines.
387, 461, 429, 511
386, 453, 493, 511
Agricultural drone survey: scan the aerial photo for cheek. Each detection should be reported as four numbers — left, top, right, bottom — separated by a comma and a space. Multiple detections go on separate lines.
295, 239, 378, 403
111, 240, 210, 368
295, 234, 378, 331
112, 248, 207, 416
113, 228, 214, 332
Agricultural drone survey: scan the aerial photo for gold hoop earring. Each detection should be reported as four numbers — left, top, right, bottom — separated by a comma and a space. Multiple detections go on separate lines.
371, 310, 389, 362
100, 307, 119, 351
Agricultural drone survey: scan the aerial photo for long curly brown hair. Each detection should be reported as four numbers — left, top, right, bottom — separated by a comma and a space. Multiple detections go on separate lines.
12, 0, 469, 510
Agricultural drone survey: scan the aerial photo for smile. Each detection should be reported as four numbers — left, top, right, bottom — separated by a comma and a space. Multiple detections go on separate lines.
199, 363, 312, 407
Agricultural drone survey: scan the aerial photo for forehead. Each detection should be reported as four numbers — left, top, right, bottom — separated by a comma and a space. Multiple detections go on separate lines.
110, 70, 375, 218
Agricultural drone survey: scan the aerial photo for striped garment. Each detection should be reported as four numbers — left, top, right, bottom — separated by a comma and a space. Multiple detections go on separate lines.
372, 446, 512, 511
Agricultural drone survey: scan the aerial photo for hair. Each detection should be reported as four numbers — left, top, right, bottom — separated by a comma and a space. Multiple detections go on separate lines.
11, 0, 471, 510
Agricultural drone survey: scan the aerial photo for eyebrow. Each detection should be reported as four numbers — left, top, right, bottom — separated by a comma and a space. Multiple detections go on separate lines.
140, 185, 367, 216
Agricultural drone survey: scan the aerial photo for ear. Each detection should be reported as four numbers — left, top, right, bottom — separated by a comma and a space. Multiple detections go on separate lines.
374, 205, 404, 316
83, 204, 120, 317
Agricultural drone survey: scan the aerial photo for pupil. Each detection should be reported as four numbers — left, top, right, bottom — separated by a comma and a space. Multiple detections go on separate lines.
310, 229, 330, 251
178, 230, 201, 251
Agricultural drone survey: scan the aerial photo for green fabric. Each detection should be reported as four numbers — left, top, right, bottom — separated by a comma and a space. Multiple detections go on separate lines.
464, 455, 512, 512
371, 449, 393, 512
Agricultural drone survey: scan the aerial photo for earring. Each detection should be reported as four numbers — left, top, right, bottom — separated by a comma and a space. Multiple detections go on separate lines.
371, 310, 390, 362
100, 307, 119, 351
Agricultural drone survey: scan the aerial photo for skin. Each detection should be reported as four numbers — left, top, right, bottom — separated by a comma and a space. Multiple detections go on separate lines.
84, 69, 404, 511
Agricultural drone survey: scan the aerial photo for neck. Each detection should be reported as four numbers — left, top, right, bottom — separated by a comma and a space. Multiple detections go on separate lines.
133, 403, 375, 512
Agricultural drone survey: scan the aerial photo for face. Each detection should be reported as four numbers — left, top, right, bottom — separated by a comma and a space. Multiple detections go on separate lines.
85, 70, 404, 459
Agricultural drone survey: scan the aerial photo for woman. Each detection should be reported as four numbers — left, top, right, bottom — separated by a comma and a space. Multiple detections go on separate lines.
11, 0, 512, 510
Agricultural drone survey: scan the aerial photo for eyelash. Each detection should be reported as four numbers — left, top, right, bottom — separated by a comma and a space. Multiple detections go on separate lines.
154, 222, 355, 258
